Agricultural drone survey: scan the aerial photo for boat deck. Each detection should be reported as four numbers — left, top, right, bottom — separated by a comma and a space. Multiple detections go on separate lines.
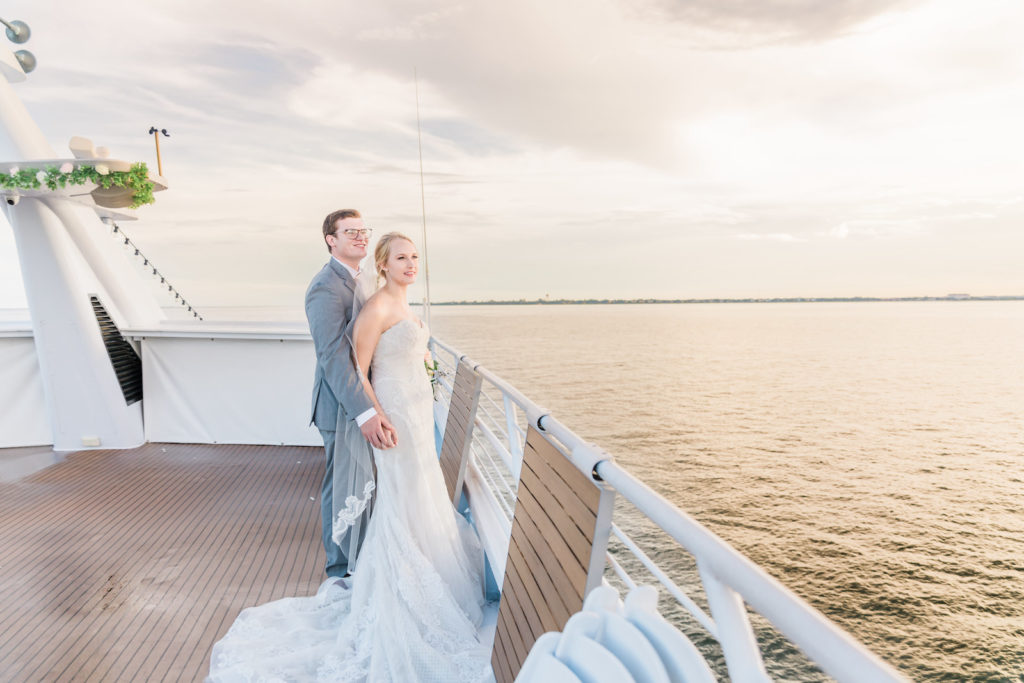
0, 442, 326, 681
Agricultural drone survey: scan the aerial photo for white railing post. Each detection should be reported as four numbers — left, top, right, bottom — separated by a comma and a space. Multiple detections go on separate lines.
585, 485, 616, 596
699, 560, 770, 682
503, 394, 523, 459
473, 417, 521, 480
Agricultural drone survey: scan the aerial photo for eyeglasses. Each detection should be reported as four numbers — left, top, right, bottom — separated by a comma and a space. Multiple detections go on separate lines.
337, 228, 372, 239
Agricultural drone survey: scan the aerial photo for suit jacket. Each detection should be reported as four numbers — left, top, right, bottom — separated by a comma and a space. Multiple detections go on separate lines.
305, 258, 374, 431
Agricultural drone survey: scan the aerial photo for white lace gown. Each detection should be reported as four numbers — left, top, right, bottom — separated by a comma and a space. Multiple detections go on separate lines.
208, 318, 491, 682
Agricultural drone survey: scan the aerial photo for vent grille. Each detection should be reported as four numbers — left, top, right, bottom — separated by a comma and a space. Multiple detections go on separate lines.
90, 296, 143, 405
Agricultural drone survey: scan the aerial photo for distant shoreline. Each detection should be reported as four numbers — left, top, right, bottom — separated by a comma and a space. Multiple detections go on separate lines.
432, 295, 1024, 305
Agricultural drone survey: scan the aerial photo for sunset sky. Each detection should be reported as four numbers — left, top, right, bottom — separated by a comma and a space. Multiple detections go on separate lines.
1, 0, 1022, 307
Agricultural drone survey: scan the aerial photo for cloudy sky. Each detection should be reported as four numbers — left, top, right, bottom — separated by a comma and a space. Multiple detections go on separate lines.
1, 0, 1022, 307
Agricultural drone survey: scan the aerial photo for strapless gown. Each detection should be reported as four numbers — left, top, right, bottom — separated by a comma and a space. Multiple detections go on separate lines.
208, 318, 490, 682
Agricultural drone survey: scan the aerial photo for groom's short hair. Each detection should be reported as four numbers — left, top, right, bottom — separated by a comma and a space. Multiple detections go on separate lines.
322, 209, 362, 252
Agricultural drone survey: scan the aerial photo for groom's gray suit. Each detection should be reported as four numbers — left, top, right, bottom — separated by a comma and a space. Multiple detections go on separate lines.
305, 258, 374, 578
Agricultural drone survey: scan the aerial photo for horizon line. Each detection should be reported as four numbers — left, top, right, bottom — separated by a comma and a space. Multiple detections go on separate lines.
429, 295, 1024, 305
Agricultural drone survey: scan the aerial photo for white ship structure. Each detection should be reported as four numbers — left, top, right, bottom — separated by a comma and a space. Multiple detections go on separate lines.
0, 24, 907, 682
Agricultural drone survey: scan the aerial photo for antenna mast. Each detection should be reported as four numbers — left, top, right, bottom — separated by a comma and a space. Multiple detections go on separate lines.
414, 68, 431, 328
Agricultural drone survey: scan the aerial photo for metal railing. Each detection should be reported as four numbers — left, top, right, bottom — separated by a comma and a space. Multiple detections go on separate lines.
429, 336, 907, 683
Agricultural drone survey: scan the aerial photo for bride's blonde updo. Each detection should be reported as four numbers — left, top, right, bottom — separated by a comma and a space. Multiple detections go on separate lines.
374, 232, 416, 283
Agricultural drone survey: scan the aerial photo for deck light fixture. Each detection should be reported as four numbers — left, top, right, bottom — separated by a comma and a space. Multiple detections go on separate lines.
13, 49, 35, 73
2, 18, 36, 74
1, 18, 30, 43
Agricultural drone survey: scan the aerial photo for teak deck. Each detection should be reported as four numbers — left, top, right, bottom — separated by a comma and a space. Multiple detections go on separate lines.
0, 442, 325, 682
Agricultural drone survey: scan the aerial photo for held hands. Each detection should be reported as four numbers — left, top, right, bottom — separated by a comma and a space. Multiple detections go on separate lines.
360, 413, 399, 450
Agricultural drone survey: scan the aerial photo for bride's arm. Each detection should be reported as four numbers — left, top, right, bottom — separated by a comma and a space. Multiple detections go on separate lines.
352, 301, 387, 418
353, 302, 400, 448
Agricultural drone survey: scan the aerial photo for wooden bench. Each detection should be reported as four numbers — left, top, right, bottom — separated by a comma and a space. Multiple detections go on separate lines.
438, 359, 484, 503
491, 425, 615, 683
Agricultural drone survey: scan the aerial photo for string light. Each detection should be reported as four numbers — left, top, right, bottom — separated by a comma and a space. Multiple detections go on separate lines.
109, 220, 204, 320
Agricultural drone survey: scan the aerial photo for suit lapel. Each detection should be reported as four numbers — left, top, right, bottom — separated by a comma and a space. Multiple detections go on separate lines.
328, 258, 357, 295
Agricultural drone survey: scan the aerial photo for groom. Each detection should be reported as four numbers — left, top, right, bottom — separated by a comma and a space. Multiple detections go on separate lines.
306, 208, 397, 579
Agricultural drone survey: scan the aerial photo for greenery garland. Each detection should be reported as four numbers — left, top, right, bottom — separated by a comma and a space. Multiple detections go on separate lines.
0, 162, 156, 208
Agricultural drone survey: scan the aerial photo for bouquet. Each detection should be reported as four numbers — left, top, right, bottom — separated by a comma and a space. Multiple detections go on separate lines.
424, 359, 443, 401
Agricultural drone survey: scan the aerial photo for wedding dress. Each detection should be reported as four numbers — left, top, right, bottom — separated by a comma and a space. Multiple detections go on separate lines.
208, 318, 491, 682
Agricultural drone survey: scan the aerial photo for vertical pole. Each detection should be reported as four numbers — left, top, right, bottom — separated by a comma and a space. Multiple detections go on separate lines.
504, 394, 523, 459
414, 68, 431, 328
0, 67, 56, 158
585, 485, 616, 595
153, 132, 163, 176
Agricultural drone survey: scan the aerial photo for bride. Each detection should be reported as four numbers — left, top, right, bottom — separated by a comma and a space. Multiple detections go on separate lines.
208, 233, 491, 682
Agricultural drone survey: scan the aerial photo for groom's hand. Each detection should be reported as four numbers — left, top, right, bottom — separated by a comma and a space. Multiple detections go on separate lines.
380, 416, 398, 449
360, 414, 398, 449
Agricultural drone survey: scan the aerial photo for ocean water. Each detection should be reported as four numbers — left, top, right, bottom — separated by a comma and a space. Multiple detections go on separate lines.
425, 302, 1024, 681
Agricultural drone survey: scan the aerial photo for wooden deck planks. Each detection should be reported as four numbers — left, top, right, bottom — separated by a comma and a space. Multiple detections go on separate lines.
0, 442, 325, 682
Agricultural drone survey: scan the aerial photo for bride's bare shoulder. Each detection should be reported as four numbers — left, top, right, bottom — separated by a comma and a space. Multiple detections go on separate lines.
361, 291, 384, 314
358, 292, 402, 332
